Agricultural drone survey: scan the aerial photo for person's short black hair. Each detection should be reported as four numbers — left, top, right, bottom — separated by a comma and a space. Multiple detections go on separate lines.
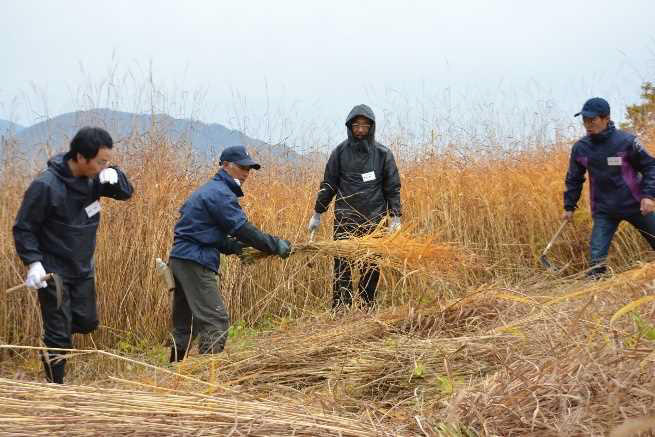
66, 127, 113, 161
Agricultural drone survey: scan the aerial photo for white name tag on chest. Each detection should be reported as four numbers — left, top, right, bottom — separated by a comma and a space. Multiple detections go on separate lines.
85, 200, 101, 218
607, 157, 622, 166
362, 171, 376, 182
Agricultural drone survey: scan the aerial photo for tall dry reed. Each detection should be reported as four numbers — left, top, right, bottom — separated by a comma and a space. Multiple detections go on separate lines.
1, 125, 653, 354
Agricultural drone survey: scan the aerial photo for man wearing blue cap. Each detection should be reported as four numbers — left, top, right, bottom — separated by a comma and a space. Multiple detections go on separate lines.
564, 97, 655, 277
167, 145, 292, 361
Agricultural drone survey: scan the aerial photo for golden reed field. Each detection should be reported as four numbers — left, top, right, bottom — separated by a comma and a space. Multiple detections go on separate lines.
1, 126, 655, 436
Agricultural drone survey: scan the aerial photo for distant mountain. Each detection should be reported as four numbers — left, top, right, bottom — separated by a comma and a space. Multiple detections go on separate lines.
0, 119, 23, 136
7, 109, 299, 162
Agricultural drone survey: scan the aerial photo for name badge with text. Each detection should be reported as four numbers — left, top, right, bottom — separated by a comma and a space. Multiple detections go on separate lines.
362, 171, 376, 182
85, 200, 101, 218
607, 157, 622, 166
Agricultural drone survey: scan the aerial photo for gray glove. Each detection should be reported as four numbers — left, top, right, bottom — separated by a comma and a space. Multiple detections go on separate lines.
276, 239, 292, 259
388, 216, 401, 233
307, 212, 321, 233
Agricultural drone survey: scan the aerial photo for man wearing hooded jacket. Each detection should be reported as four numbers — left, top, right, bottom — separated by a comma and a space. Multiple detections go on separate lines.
564, 97, 655, 277
308, 104, 402, 309
168, 145, 292, 362
13, 127, 133, 383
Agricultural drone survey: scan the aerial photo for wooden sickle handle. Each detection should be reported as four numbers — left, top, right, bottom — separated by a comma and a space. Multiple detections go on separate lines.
5, 273, 53, 293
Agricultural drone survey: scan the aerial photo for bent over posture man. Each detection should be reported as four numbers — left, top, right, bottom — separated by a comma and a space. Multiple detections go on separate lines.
308, 104, 402, 309
168, 145, 292, 361
13, 127, 133, 383
564, 97, 655, 277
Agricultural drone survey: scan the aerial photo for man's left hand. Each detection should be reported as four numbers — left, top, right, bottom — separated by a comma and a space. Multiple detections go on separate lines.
275, 239, 292, 259
642, 198, 655, 215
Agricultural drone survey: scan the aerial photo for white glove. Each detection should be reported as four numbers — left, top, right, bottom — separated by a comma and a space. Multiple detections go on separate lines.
26, 262, 48, 289
99, 168, 118, 184
308, 212, 321, 232
389, 216, 401, 233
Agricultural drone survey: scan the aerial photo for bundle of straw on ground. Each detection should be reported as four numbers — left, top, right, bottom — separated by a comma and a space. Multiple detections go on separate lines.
155, 305, 510, 401
0, 377, 393, 436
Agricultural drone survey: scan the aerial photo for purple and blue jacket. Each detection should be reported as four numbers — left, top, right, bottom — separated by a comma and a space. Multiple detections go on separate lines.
564, 122, 655, 216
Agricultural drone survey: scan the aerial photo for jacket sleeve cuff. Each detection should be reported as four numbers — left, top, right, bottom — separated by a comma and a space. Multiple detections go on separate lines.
21, 254, 43, 266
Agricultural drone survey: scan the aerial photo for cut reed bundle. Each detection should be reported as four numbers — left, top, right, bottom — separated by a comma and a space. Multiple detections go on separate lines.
241, 226, 477, 278
0, 377, 388, 436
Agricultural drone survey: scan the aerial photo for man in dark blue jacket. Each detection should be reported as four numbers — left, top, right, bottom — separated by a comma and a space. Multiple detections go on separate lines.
564, 97, 655, 277
168, 145, 291, 362
13, 127, 133, 383
308, 104, 402, 309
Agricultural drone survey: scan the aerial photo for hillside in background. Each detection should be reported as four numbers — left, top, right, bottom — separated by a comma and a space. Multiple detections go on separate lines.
0, 119, 23, 136
2, 109, 301, 162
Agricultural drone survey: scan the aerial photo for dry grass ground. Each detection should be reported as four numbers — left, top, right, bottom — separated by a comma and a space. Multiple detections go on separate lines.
1, 127, 655, 435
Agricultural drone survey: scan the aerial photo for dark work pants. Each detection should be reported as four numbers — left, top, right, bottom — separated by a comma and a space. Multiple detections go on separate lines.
169, 258, 229, 358
37, 276, 98, 383
589, 212, 655, 275
333, 258, 380, 308
332, 221, 380, 309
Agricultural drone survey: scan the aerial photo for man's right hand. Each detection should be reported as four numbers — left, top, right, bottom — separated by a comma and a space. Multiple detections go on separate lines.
308, 212, 321, 233
562, 210, 573, 222
26, 261, 48, 289
99, 168, 118, 184
235, 244, 256, 265
276, 239, 292, 259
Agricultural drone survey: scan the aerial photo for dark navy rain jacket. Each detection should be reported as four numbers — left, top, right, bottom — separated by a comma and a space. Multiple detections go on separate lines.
170, 169, 247, 272
564, 122, 655, 216
13, 154, 133, 279
314, 104, 402, 227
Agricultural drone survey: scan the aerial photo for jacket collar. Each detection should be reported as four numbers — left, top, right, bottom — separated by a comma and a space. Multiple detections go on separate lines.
214, 168, 244, 197
591, 120, 615, 143
583, 120, 616, 145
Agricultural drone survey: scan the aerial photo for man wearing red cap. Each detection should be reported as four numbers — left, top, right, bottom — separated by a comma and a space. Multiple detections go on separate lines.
564, 97, 655, 277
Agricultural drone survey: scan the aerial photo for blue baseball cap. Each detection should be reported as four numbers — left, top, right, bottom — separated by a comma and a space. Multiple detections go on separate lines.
219, 145, 261, 170
575, 97, 610, 118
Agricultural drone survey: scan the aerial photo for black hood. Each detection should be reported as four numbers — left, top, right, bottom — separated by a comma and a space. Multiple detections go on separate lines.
346, 104, 376, 146
47, 153, 93, 195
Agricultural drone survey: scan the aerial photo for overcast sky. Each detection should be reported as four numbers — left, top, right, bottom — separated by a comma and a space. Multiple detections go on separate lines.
1, 0, 653, 147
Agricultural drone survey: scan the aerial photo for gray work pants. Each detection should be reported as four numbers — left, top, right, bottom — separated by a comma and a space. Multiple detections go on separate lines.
169, 258, 229, 355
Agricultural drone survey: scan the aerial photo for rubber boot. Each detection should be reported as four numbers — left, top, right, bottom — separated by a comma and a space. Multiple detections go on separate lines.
169, 347, 186, 363
41, 351, 65, 384
586, 264, 608, 280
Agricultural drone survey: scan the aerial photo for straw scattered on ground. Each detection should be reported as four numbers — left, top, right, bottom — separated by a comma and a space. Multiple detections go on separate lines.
0, 377, 393, 437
